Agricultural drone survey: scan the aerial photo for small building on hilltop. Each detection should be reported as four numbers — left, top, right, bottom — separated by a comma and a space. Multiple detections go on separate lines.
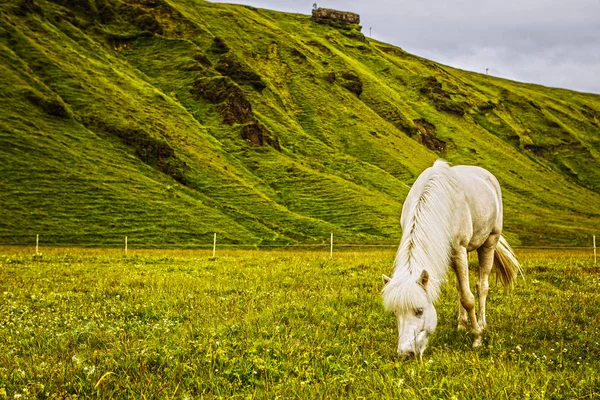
311, 7, 360, 30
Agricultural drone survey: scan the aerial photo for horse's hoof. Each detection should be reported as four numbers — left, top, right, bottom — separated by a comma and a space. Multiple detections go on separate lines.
472, 337, 483, 348
457, 324, 467, 331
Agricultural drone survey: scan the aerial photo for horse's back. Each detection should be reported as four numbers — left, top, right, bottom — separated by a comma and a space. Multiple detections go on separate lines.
451, 165, 503, 249
451, 165, 501, 217
401, 161, 503, 250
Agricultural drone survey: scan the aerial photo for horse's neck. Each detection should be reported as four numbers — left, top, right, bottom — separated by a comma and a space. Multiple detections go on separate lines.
395, 175, 457, 297
396, 238, 448, 297
400, 209, 453, 273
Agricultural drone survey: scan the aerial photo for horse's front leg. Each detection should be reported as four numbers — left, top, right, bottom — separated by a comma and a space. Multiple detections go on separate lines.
455, 276, 468, 330
476, 236, 498, 330
452, 247, 483, 347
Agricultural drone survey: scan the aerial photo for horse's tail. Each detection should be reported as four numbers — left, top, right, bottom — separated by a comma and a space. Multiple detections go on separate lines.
494, 235, 524, 287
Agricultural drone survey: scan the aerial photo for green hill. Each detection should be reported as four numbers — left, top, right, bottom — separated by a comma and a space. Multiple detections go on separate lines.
1, 0, 599, 247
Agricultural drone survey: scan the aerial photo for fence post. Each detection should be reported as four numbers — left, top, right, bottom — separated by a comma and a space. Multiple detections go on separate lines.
213, 233, 217, 258
594, 235, 597, 265
330, 233, 333, 259
36, 234, 39, 255
125, 236, 128, 256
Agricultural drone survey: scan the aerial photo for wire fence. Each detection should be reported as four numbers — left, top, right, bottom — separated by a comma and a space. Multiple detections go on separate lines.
0, 233, 596, 256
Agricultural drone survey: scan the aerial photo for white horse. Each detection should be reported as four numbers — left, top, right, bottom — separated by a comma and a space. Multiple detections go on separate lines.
382, 160, 522, 358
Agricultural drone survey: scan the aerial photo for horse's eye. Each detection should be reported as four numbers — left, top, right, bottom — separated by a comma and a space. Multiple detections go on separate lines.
415, 308, 424, 317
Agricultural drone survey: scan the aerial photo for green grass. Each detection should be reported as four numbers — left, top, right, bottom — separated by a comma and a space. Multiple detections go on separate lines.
1, 248, 598, 398
0, 0, 599, 247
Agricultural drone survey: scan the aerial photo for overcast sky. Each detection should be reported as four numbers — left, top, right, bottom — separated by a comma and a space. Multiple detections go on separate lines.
212, 0, 600, 94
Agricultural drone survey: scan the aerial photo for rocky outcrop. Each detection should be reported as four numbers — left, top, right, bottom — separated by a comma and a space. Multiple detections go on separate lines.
311, 8, 360, 30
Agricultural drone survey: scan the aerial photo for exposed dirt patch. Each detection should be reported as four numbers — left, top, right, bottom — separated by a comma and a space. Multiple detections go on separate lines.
96, 0, 115, 23
193, 52, 212, 67
363, 98, 417, 136
25, 90, 70, 119
419, 76, 469, 117
107, 31, 152, 49
134, 13, 162, 34
290, 48, 307, 61
435, 102, 468, 116
209, 36, 229, 54
414, 119, 436, 135
139, 0, 207, 38
44, 0, 116, 24
191, 78, 280, 150
340, 71, 362, 96
581, 105, 599, 120
473, 113, 520, 146
528, 100, 542, 110
306, 40, 330, 54
191, 77, 253, 124
81, 115, 188, 184
477, 101, 497, 112
414, 119, 446, 152
241, 123, 281, 150
18, 0, 44, 15
524, 144, 547, 157
215, 53, 266, 91
420, 76, 450, 98
115, 3, 148, 24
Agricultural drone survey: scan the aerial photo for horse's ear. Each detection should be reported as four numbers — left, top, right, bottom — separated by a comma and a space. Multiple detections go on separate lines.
419, 270, 429, 288
382, 274, 391, 285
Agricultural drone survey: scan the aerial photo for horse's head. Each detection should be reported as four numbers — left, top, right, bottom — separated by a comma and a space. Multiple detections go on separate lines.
383, 270, 437, 359
394, 300, 437, 359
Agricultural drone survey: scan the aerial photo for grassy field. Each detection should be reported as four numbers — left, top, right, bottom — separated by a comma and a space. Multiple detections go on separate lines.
1, 247, 598, 398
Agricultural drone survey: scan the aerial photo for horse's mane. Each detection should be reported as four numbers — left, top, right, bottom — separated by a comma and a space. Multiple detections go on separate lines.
382, 160, 458, 313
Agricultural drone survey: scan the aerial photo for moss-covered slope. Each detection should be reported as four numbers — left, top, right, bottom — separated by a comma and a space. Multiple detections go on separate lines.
1, 0, 599, 246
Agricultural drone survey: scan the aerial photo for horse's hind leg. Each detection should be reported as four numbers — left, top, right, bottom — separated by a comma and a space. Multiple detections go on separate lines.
452, 247, 483, 347
476, 236, 499, 330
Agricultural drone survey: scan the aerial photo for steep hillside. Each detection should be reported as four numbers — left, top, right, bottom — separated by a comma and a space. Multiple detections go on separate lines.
1, 0, 599, 247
